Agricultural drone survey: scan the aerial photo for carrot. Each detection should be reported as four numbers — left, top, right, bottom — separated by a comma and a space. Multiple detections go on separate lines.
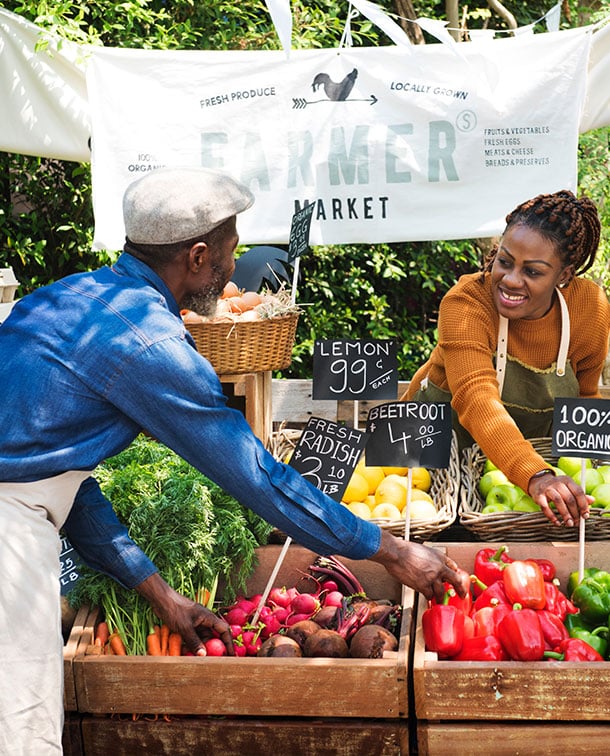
160, 624, 170, 656
146, 628, 163, 656
109, 632, 127, 656
95, 620, 110, 648
168, 632, 183, 656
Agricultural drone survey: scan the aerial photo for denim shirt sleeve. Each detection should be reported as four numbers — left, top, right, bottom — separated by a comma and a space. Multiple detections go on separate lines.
63, 477, 157, 589
102, 337, 382, 562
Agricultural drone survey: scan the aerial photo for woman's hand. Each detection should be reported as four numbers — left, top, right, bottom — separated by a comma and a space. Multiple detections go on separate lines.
528, 470, 592, 527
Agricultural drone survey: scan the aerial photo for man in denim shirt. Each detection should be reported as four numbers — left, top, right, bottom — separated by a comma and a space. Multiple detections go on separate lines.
0, 167, 466, 753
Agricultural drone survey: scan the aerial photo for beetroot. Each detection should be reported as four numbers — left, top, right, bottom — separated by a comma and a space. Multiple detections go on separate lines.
257, 636, 303, 657
303, 629, 349, 658
349, 625, 398, 659
312, 605, 338, 629
285, 619, 322, 648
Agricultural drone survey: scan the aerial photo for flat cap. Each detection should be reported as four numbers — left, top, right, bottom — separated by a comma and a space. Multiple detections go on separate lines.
123, 167, 254, 245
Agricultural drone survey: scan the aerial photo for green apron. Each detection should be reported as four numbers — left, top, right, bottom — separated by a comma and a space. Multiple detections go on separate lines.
413, 289, 579, 451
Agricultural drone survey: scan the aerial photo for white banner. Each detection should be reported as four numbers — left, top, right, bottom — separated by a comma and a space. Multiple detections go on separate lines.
87, 27, 592, 248
0, 9, 89, 162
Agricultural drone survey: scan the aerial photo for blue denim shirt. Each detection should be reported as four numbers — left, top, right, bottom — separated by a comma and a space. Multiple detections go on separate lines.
0, 253, 380, 587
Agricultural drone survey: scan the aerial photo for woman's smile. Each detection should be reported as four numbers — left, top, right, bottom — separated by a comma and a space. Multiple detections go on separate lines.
491, 224, 569, 320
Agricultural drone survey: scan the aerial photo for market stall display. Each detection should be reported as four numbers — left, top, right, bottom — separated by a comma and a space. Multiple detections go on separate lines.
71, 545, 412, 753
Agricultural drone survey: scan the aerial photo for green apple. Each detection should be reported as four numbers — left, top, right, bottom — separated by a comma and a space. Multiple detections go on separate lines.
481, 501, 512, 514
596, 465, 610, 485
557, 456, 592, 479
574, 467, 604, 494
513, 494, 541, 513
485, 483, 521, 510
478, 469, 508, 498
591, 483, 610, 508
483, 458, 499, 474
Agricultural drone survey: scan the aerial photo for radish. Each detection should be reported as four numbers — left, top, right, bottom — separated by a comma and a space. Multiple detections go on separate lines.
205, 638, 227, 657
224, 606, 250, 627
290, 592, 319, 616
268, 586, 292, 608
285, 612, 315, 627
323, 590, 344, 608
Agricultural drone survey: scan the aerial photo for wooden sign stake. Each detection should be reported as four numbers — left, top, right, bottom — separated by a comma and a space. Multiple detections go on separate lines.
252, 536, 293, 626
578, 458, 586, 583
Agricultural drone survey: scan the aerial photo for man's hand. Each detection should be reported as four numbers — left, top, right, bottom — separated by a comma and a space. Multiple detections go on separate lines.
134, 573, 234, 656
369, 530, 470, 602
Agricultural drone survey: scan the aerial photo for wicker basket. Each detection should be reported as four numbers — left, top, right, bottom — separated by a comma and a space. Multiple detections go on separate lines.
186, 312, 299, 374
460, 437, 610, 541
268, 426, 459, 543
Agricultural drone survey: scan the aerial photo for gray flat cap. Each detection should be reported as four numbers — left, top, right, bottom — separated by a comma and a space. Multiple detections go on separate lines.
123, 167, 254, 245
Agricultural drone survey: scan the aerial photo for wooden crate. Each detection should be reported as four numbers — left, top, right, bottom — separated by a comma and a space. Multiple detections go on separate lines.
64, 604, 97, 712
74, 545, 412, 720
413, 541, 610, 724
80, 715, 409, 756
418, 721, 610, 756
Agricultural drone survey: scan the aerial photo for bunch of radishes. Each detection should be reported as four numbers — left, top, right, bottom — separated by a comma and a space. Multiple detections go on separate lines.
213, 555, 402, 659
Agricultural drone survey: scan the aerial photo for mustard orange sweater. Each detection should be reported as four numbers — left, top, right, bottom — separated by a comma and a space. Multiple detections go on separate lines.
404, 273, 610, 492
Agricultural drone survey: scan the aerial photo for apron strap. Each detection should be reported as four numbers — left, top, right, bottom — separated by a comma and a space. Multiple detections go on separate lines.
496, 287, 570, 394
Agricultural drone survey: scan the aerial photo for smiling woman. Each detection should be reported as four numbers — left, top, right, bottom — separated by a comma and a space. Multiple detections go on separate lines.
401, 189, 610, 532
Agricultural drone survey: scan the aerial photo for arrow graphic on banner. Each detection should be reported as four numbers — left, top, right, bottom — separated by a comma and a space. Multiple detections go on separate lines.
292, 94, 378, 109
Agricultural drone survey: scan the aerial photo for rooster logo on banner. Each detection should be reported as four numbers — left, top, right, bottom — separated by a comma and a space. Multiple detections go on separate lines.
311, 68, 358, 101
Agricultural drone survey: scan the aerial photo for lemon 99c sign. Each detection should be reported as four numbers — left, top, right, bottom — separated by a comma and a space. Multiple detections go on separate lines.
365, 400, 452, 469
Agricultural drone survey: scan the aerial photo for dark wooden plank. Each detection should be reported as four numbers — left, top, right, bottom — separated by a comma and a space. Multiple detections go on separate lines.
81, 716, 409, 756
418, 721, 610, 756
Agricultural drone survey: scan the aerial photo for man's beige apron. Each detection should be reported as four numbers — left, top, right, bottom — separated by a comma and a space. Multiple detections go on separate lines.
0, 470, 91, 755
414, 290, 579, 451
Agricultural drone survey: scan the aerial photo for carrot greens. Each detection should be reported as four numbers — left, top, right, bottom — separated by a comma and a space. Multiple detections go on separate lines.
67, 435, 272, 654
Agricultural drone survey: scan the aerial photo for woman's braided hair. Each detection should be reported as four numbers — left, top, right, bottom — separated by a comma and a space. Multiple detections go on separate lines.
483, 190, 601, 282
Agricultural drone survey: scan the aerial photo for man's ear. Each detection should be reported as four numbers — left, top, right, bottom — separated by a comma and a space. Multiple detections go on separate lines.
188, 242, 208, 272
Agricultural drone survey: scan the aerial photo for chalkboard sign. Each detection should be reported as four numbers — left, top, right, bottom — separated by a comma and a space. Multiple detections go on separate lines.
288, 416, 369, 501
365, 401, 452, 468
552, 397, 610, 461
287, 202, 316, 264
59, 534, 81, 595
312, 339, 398, 400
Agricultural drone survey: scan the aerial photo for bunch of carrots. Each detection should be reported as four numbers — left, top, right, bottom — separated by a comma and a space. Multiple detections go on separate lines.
93, 620, 183, 657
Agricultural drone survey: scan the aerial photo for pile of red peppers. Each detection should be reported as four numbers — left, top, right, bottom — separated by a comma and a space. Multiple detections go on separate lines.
422, 546, 606, 662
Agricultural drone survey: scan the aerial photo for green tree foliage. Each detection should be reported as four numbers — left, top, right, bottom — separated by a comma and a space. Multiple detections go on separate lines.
1, 1, 607, 379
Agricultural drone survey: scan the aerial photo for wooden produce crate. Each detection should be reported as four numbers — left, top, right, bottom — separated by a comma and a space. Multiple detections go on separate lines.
413, 541, 610, 756
80, 715, 409, 756
64, 604, 96, 712
74, 545, 412, 721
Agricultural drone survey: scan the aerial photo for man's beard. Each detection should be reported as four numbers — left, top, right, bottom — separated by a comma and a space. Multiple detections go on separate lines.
182, 265, 226, 317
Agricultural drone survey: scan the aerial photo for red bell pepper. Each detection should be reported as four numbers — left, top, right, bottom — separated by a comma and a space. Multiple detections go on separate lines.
496, 605, 546, 661
537, 609, 570, 649
430, 582, 472, 616
422, 591, 465, 659
529, 558, 556, 582
543, 580, 578, 621
551, 637, 604, 662
472, 603, 512, 637
502, 560, 546, 610
450, 634, 508, 661
472, 546, 513, 594
471, 577, 510, 612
